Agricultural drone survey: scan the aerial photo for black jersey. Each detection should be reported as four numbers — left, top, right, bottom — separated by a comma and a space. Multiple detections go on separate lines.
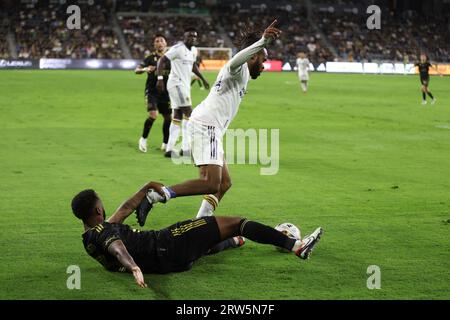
139, 51, 170, 96
82, 222, 162, 273
415, 62, 432, 78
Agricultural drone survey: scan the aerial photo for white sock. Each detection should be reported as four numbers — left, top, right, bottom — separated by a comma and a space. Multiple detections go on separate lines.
291, 240, 303, 252
166, 120, 181, 152
196, 194, 219, 218
181, 118, 190, 152
301, 83, 307, 92
146, 189, 166, 203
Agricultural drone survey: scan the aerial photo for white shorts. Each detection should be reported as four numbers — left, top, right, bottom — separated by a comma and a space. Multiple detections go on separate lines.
188, 121, 224, 167
299, 73, 309, 81
168, 84, 191, 109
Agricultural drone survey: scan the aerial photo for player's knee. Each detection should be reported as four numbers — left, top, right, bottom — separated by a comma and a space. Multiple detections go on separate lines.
206, 181, 220, 194
149, 111, 158, 120
221, 178, 232, 193
201, 178, 220, 194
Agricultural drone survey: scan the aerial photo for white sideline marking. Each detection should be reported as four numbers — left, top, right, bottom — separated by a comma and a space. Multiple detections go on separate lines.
435, 124, 450, 130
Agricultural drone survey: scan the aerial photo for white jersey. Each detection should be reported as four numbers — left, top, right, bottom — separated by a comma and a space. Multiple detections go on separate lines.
190, 62, 250, 132
165, 42, 197, 89
190, 37, 268, 133
297, 58, 310, 75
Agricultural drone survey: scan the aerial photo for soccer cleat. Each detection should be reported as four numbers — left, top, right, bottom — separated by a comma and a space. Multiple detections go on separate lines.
160, 143, 167, 151
136, 196, 152, 227
421, 100, 427, 105
164, 150, 180, 158
180, 149, 191, 157
135, 188, 165, 226
139, 138, 147, 153
295, 227, 323, 260
431, 98, 437, 105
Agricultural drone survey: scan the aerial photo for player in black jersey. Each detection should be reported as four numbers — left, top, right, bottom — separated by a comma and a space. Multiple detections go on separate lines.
414, 53, 442, 105
136, 35, 172, 153
71, 182, 323, 288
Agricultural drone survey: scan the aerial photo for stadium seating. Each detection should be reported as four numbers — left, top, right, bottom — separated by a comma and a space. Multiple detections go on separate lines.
1, 0, 449, 63
12, 2, 122, 59
211, 3, 333, 65
118, 15, 223, 59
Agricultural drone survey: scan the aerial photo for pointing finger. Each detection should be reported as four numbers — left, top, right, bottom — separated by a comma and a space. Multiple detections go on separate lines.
267, 19, 278, 29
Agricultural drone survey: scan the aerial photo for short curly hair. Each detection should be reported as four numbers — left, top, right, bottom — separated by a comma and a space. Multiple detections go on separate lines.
71, 189, 98, 222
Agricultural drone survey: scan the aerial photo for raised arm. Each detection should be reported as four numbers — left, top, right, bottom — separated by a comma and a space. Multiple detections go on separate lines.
108, 181, 164, 224
229, 19, 281, 74
108, 240, 147, 288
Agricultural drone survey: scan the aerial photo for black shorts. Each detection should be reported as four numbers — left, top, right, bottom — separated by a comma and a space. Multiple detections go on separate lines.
420, 75, 430, 86
145, 92, 171, 115
153, 217, 221, 273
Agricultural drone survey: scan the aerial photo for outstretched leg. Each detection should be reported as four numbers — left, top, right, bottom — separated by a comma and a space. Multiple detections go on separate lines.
214, 216, 323, 260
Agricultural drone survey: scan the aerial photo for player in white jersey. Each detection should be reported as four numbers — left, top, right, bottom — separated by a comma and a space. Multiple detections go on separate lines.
296, 52, 310, 93
156, 28, 210, 158
134, 21, 282, 226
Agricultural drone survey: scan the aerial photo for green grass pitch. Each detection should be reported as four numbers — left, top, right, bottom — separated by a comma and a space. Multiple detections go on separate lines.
0, 70, 449, 300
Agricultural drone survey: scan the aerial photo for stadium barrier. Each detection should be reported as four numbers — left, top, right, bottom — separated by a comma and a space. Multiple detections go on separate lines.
200, 60, 227, 71
1, 59, 449, 75
284, 61, 450, 75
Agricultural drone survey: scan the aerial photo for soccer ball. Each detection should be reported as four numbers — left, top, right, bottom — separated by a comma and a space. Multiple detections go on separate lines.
275, 222, 301, 253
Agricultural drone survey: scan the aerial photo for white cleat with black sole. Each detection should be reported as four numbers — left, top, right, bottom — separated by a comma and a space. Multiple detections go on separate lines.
139, 138, 147, 153
295, 227, 324, 260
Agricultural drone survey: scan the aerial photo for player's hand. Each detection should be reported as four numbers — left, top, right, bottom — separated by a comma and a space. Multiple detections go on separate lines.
131, 266, 147, 288
147, 66, 156, 73
156, 79, 165, 93
202, 79, 210, 90
263, 19, 282, 42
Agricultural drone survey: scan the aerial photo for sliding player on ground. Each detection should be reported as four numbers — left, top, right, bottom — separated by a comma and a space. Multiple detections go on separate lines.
71, 184, 323, 288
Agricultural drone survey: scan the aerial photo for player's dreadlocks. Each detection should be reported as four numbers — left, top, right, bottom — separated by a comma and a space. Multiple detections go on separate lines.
234, 23, 263, 50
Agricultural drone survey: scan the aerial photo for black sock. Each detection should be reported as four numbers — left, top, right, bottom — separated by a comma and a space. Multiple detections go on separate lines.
422, 92, 426, 101
207, 238, 236, 255
238, 219, 296, 251
198, 79, 203, 88
163, 118, 171, 144
142, 118, 155, 139
427, 92, 434, 99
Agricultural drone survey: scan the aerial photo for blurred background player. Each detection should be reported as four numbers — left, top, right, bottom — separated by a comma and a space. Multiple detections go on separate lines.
414, 53, 442, 105
136, 35, 171, 153
71, 186, 323, 288
296, 52, 310, 93
156, 28, 210, 158
136, 20, 282, 225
